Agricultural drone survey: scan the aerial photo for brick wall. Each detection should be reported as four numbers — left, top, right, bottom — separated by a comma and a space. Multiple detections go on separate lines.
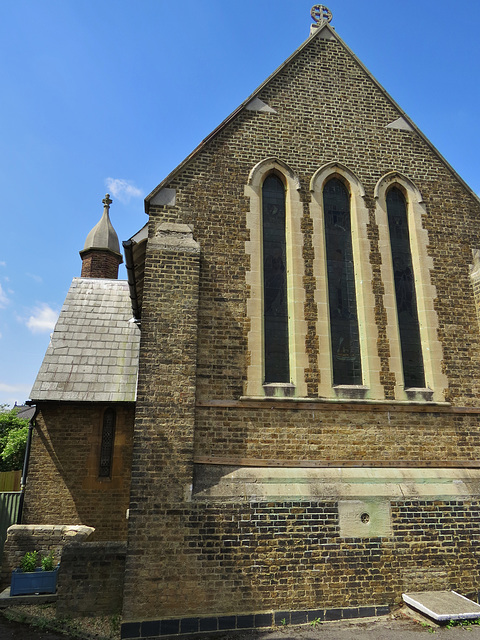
194, 404, 480, 463
124, 30, 480, 625
24, 402, 134, 541
57, 541, 126, 616
147, 36, 480, 406
122, 227, 201, 619
80, 249, 121, 279
122, 498, 480, 625
1, 524, 93, 589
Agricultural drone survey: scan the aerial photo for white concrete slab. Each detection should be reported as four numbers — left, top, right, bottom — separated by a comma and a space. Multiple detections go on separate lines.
403, 591, 480, 622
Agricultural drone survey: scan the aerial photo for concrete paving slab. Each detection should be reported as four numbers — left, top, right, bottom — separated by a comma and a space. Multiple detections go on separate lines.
403, 590, 480, 622
0, 586, 57, 608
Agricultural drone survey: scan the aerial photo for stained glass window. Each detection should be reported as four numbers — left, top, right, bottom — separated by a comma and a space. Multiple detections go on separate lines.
262, 174, 289, 383
323, 178, 362, 385
99, 408, 116, 478
386, 187, 425, 388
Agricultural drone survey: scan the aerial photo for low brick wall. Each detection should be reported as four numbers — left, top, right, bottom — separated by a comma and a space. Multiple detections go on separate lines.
1, 524, 94, 589
57, 541, 126, 616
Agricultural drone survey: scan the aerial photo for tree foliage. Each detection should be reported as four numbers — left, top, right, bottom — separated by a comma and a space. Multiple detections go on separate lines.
0, 405, 29, 471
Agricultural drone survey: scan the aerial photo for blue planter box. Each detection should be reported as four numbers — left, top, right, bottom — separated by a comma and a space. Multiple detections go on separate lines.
10, 567, 58, 596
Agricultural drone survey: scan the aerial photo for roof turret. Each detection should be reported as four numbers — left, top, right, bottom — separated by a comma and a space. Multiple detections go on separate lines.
80, 194, 123, 279
82, 194, 121, 254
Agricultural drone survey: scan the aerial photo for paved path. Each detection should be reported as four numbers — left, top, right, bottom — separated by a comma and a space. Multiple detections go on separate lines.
3, 609, 480, 639
223, 615, 480, 640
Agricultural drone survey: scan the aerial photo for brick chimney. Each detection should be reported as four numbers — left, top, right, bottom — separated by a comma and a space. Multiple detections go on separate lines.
80, 194, 123, 279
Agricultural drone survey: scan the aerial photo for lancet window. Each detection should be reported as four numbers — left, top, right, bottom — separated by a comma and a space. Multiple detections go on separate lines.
99, 407, 116, 478
323, 178, 362, 385
262, 174, 289, 383
386, 187, 425, 388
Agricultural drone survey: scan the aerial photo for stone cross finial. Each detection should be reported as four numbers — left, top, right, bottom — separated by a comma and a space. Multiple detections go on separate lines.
102, 193, 112, 209
311, 4, 333, 24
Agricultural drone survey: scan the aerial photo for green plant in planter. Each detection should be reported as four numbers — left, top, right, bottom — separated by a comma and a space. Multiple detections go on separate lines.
41, 551, 55, 572
11, 550, 59, 596
20, 551, 39, 573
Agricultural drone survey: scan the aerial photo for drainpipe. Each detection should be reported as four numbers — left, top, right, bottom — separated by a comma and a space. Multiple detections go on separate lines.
123, 239, 141, 321
16, 403, 38, 524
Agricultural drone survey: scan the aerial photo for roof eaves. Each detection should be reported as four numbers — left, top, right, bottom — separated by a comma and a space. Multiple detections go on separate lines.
144, 22, 334, 214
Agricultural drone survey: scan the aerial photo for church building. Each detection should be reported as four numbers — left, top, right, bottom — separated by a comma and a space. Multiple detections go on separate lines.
19, 6, 480, 637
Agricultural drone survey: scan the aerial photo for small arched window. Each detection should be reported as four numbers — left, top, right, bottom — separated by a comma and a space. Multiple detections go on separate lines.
323, 178, 362, 385
99, 407, 116, 478
386, 187, 425, 388
262, 174, 289, 383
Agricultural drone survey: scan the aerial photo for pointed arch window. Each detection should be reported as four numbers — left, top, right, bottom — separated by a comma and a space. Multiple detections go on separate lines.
262, 174, 289, 383
99, 407, 116, 478
323, 178, 362, 385
386, 187, 425, 388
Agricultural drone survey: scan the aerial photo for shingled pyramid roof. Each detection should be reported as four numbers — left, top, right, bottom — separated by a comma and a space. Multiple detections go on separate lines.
30, 278, 139, 402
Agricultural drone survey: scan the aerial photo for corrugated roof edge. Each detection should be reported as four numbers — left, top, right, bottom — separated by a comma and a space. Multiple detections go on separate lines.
144, 20, 480, 214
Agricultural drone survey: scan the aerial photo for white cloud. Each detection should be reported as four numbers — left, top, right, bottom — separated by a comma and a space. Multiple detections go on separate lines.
0, 283, 9, 308
105, 178, 142, 203
26, 272, 43, 283
0, 382, 33, 408
26, 304, 59, 333
0, 261, 6, 267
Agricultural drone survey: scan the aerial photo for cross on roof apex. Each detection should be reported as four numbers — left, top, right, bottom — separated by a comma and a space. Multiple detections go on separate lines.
311, 5, 333, 25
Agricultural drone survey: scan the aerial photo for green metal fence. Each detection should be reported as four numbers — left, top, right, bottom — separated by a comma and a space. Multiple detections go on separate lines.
0, 492, 21, 559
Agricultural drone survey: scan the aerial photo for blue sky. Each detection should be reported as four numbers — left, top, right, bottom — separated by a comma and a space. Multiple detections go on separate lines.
0, 0, 479, 407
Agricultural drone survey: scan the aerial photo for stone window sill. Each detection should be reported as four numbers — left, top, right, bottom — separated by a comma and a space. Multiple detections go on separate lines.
333, 385, 369, 400
263, 383, 296, 398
